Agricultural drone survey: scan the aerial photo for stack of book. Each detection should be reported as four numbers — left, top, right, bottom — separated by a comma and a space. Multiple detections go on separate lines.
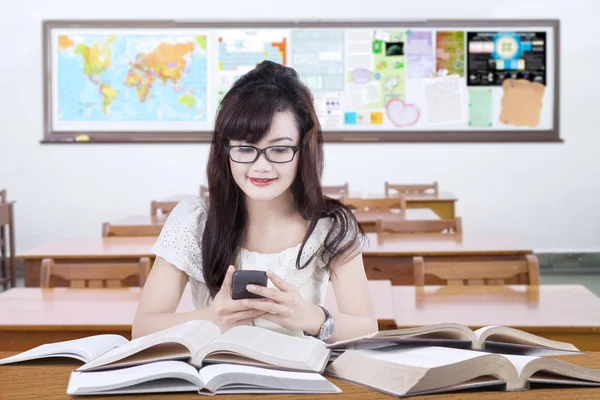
2, 320, 600, 397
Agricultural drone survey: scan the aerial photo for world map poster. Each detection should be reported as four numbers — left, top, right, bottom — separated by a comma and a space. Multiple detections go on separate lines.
52, 30, 209, 132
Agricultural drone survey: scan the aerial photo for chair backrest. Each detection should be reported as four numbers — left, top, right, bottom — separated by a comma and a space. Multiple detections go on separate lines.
0, 189, 5, 203
376, 216, 462, 235
412, 255, 540, 286
323, 183, 349, 197
385, 181, 438, 196
345, 196, 407, 213
102, 222, 161, 237
40, 257, 150, 288
151, 200, 178, 217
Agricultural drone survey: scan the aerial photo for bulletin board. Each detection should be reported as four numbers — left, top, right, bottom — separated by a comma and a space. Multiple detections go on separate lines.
42, 19, 560, 143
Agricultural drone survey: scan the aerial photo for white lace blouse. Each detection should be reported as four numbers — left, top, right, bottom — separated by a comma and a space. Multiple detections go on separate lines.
152, 197, 350, 337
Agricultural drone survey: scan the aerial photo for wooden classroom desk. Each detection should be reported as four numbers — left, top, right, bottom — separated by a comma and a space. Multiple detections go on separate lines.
361, 232, 534, 284
17, 237, 157, 287
166, 192, 458, 219
0, 281, 394, 351
393, 284, 600, 351
111, 208, 439, 236
345, 192, 458, 219
2, 353, 600, 399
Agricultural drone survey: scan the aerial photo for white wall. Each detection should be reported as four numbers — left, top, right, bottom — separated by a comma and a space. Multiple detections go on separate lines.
1, 0, 599, 253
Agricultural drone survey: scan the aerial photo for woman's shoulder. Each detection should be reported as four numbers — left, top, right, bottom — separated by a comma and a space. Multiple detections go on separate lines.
167, 197, 208, 227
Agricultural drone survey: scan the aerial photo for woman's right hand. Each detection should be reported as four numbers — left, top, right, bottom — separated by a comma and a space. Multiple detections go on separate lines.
207, 265, 267, 332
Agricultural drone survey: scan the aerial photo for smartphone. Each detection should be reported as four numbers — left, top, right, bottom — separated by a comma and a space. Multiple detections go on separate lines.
231, 270, 268, 300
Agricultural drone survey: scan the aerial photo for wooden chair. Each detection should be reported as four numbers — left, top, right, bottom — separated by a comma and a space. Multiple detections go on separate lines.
323, 183, 349, 197
385, 181, 439, 196
345, 196, 407, 214
151, 200, 178, 217
0, 190, 16, 289
102, 222, 161, 237
40, 257, 150, 288
412, 255, 540, 286
376, 216, 462, 235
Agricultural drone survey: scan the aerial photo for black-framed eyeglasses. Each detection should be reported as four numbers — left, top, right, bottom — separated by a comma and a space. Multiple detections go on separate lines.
224, 145, 300, 164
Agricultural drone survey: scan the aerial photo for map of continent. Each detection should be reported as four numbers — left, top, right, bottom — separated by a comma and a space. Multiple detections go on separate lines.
57, 34, 208, 122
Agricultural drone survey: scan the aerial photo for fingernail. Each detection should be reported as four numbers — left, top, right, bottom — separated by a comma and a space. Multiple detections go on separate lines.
247, 285, 256, 291
266, 270, 273, 276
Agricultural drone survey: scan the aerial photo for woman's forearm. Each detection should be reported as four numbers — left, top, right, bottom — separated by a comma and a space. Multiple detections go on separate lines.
327, 312, 378, 343
132, 307, 215, 339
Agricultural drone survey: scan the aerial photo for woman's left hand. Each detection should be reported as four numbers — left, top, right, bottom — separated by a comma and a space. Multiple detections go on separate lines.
242, 270, 325, 334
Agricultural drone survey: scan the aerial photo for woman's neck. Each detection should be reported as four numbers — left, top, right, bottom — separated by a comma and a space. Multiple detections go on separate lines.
245, 190, 299, 225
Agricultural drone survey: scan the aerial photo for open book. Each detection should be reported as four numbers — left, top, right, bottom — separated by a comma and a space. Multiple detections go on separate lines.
328, 323, 582, 356
67, 361, 341, 396
0, 335, 129, 365
0, 320, 330, 374
326, 346, 600, 397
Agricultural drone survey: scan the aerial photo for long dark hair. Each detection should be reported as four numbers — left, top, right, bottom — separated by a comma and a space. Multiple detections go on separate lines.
201, 60, 363, 297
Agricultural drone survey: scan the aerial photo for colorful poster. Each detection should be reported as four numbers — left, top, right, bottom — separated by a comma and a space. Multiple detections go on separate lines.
291, 30, 344, 127
344, 29, 407, 126
405, 31, 434, 78
436, 31, 465, 77
424, 75, 464, 125
56, 33, 208, 126
468, 88, 493, 127
216, 30, 288, 107
467, 31, 547, 86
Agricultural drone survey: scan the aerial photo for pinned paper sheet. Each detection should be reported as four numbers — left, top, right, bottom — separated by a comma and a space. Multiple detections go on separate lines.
468, 88, 493, 128
424, 75, 464, 125
499, 79, 545, 127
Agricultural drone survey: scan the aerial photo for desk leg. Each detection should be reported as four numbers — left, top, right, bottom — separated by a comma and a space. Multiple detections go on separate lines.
24, 260, 42, 287
8, 205, 15, 288
0, 226, 6, 289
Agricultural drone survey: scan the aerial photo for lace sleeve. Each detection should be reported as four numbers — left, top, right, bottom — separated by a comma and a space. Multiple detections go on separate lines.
151, 198, 207, 282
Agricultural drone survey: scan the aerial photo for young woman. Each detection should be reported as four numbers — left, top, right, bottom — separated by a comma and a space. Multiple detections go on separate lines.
133, 61, 377, 343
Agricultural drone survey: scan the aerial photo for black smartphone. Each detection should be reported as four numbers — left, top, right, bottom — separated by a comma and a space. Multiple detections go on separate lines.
231, 270, 268, 300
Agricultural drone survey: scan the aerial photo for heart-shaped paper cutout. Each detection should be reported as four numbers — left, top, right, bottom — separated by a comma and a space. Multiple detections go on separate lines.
386, 99, 420, 126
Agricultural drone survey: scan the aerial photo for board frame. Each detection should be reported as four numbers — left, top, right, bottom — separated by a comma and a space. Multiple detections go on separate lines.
42, 19, 561, 144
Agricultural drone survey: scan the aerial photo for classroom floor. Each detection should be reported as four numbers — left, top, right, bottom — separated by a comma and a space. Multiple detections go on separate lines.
6, 274, 600, 296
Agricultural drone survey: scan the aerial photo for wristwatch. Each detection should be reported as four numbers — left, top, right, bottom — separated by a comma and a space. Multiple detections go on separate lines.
303, 306, 335, 340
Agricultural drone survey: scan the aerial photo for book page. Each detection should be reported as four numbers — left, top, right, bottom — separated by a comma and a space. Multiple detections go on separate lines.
474, 326, 580, 352
196, 326, 329, 371
356, 346, 489, 368
67, 361, 203, 395
0, 335, 128, 365
79, 320, 220, 371
500, 354, 539, 377
200, 363, 338, 394
374, 323, 475, 341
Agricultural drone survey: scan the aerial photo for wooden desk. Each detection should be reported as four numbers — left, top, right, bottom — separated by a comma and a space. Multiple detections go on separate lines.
345, 192, 458, 219
166, 192, 458, 219
393, 284, 600, 351
17, 237, 157, 287
0, 281, 393, 351
109, 215, 167, 236
354, 208, 439, 232
1, 352, 600, 399
361, 233, 533, 284
111, 208, 440, 236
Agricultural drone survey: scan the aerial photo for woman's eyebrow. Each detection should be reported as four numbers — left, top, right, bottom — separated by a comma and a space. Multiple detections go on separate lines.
268, 136, 294, 144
